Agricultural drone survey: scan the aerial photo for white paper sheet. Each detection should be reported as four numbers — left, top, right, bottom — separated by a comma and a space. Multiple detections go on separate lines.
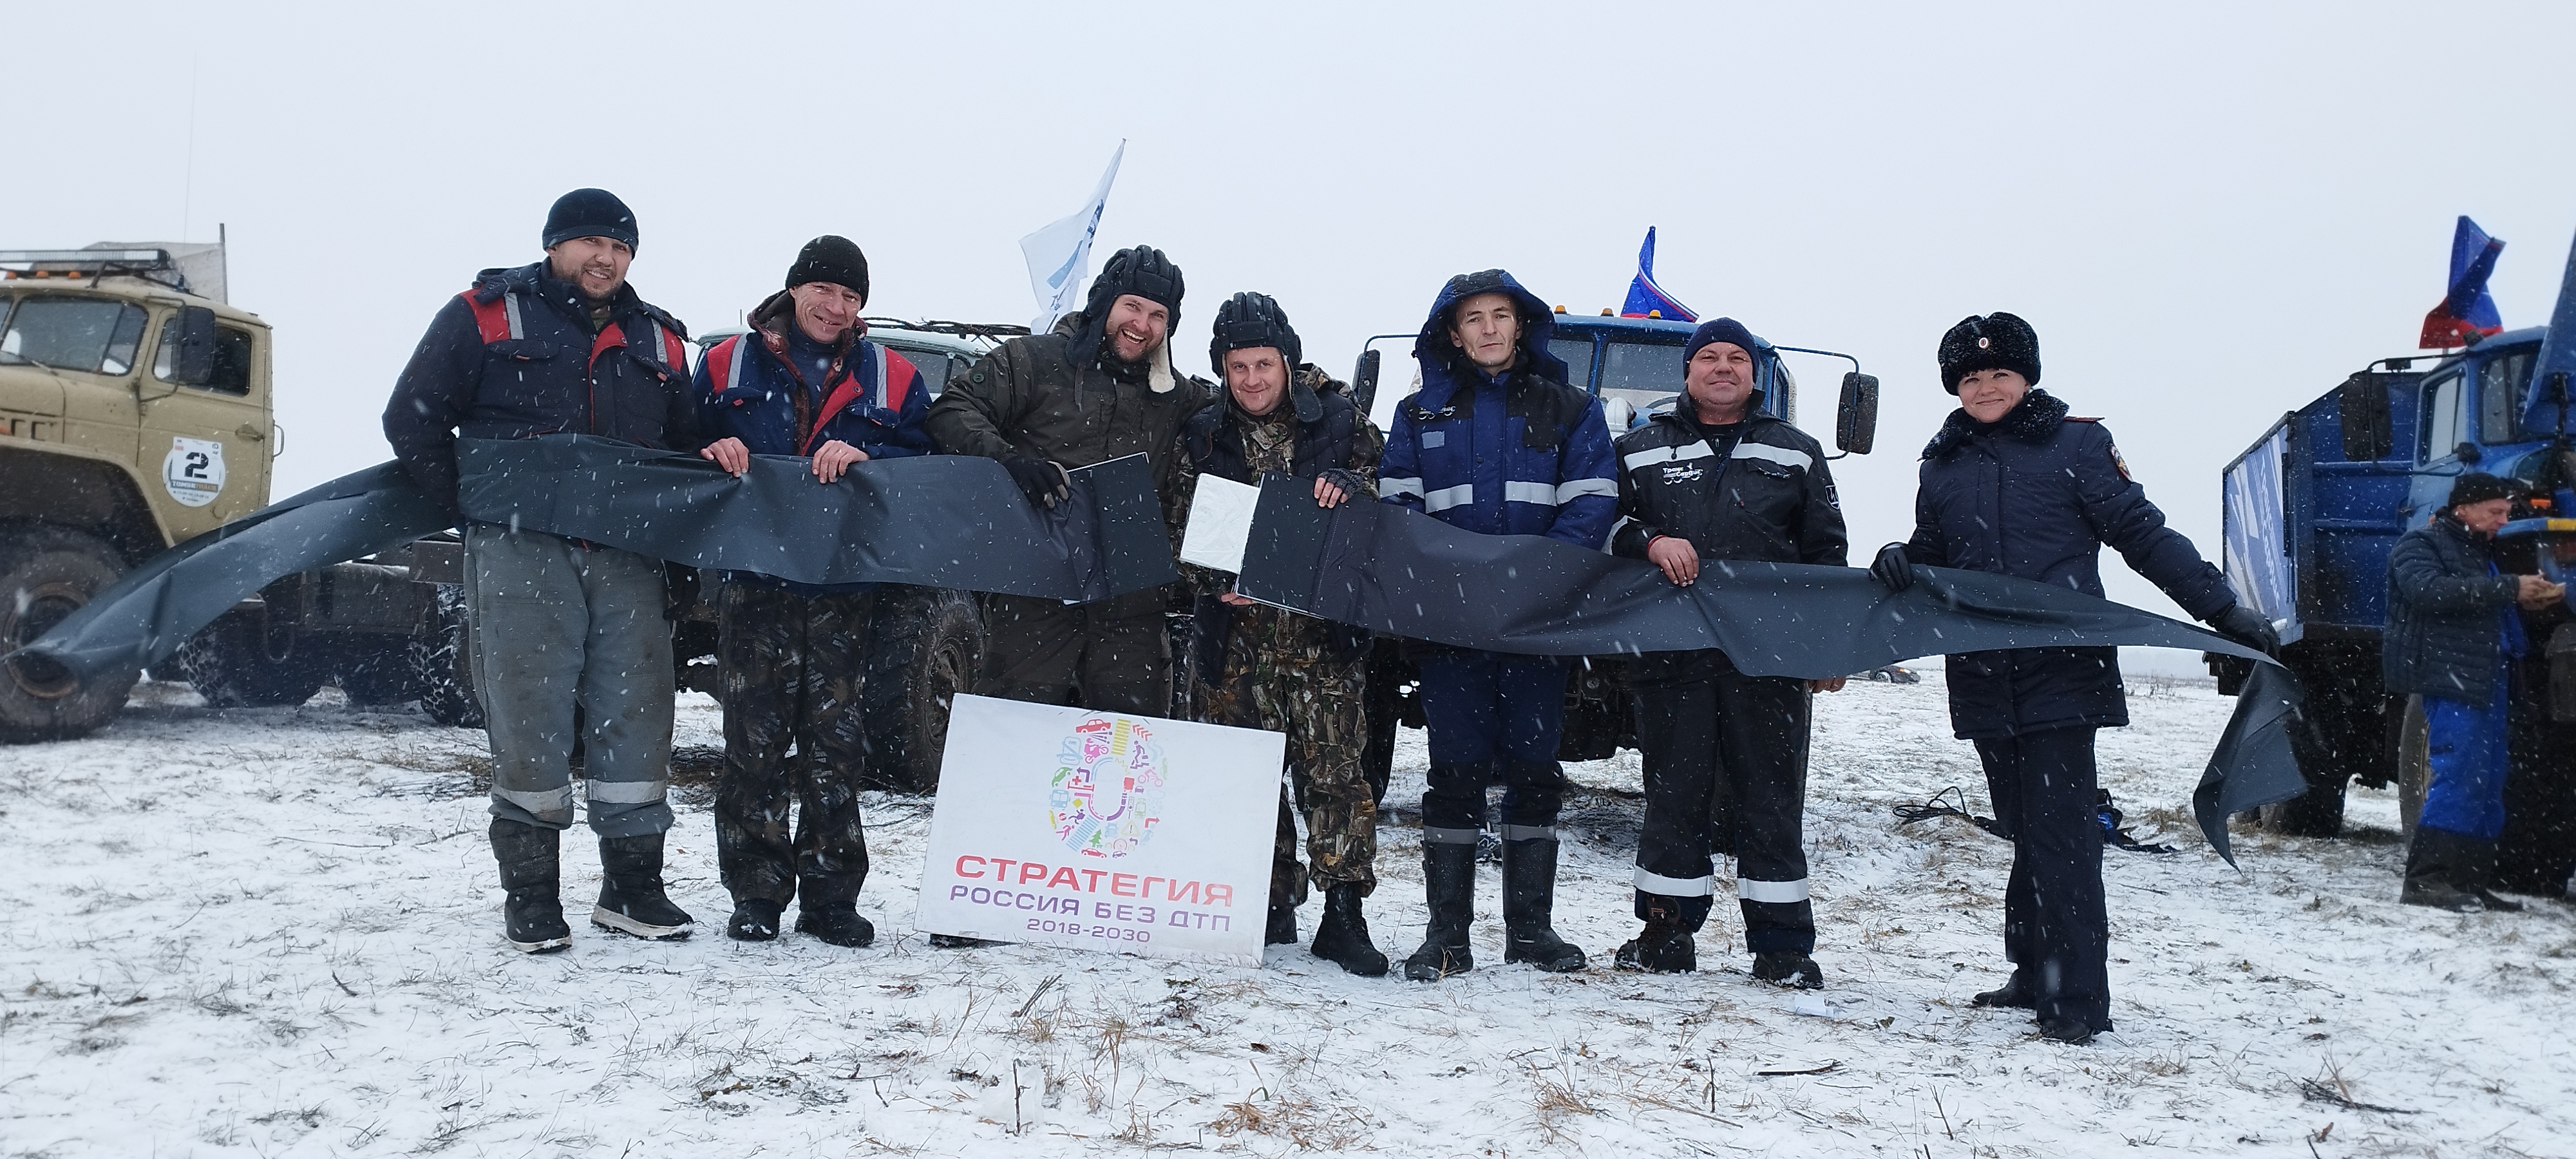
1178, 473, 1259, 575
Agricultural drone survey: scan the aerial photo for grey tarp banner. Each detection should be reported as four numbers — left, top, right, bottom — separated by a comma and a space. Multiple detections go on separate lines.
9, 463, 452, 681
15, 436, 1177, 686
1235, 476, 2305, 865
455, 435, 1176, 599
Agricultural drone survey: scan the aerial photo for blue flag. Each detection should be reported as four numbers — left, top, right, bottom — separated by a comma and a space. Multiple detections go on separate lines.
2420, 215, 2504, 348
1620, 227, 1696, 322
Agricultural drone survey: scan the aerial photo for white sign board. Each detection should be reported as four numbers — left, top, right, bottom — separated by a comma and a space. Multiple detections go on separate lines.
915, 694, 1283, 966
162, 437, 226, 507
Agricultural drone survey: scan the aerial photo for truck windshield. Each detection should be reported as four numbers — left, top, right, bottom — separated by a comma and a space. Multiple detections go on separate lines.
1596, 337, 1685, 413
0, 297, 149, 375
2423, 371, 2465, 460
1547, 337, 1592, 390
2480, 350, 2533, 441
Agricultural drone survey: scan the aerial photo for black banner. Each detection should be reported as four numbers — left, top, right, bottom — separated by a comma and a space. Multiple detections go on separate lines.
1236, 476, 2304, 865
456, 435, 1177, 600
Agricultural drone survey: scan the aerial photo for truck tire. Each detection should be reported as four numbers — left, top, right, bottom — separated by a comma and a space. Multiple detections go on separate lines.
177, 608, 328, 708
412, 584, 484, 728
860, 586, 981, 793
2256, 646, 2383, 837
0, 527, 140, 743
337, 637, 421, 707
2396, 694, 2429, 840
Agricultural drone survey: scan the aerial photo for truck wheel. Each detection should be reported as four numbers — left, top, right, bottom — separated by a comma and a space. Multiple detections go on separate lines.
860, 586, 981, 793
337, 638, 421, 707
412, 584, 484, 728
178, 608, 328, 708
2396, 694, 2429, 840
0, 527, 140, 743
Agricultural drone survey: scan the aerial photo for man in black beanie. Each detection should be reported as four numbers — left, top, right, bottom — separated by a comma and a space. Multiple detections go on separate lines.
927, 246, 1212, 718
2389, 472, 2562, 911
383, 188, 701, 954
692, 235, 930, 947
1607, 317, 1846, 986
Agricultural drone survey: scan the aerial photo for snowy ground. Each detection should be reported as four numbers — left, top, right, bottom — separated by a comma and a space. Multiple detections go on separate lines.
3, 674, 2571, 1158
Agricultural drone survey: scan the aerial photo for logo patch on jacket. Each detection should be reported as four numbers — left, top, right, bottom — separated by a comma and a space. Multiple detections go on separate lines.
1660, 463, 1703, 484
2108, 445, 2131, 480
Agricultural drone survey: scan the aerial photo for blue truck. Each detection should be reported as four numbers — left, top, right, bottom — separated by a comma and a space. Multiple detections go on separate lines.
2214, 221, 2576, 894
1345, 309, 1880, 795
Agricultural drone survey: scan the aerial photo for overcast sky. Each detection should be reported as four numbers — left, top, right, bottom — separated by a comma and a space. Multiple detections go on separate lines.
11, 1, 2576, 666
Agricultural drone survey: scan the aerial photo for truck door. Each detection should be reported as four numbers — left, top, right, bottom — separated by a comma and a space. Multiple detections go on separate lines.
2403, 367, 2471, 523
138, 310, 270, 539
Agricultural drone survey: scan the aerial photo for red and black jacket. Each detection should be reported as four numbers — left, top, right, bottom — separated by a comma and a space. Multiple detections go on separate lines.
383, 261, 699, 510
693, 297, 931, 463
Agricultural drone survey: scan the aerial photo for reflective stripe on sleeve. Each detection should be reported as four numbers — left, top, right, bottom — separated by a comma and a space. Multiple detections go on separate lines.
1556, 478, 1618, 503
1634, 866, 1717, 897
1423, 484, 1475, 512
1501, 480, 1558, 507
1738, 876, 1811, 903
1379, 476, 1425, 500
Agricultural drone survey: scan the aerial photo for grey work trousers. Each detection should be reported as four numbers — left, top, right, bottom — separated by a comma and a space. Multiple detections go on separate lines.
464, 523, 676, 837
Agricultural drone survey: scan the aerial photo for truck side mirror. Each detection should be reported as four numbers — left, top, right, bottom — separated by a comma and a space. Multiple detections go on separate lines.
2338, 373, 2396, 460
165, 306, 219, 387
1835, 372, 1879, 455
1351, 348, 1382, 417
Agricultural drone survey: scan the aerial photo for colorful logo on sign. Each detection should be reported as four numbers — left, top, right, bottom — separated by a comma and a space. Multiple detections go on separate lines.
1047, 716, 1166, 859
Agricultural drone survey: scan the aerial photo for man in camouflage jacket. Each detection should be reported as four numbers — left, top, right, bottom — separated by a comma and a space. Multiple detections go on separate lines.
1166, 292, 1389, 975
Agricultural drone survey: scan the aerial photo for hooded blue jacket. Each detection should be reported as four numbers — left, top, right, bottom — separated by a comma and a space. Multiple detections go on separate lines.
1377, 270, 1618, 548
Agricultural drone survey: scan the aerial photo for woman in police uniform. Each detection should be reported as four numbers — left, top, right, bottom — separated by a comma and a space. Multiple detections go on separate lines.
1870, 314, 2276, 1044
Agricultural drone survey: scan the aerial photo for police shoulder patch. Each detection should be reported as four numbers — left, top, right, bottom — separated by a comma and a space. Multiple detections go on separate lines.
2108, 444, 2131, 480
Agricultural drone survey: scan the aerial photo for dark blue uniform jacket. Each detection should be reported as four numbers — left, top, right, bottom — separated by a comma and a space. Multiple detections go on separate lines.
2383, 513, 2525, 702
1900, 389, 2236, 739
1377, 269, 1618, 549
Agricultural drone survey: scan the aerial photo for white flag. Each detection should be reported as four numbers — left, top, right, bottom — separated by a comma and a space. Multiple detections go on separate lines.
1019, 141, 1125, 335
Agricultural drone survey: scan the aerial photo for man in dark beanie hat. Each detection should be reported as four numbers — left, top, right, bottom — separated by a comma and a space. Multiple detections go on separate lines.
1165, 292, 1389, 974
1870, 310, 2277, 1042
1607, 316, 1846, 987
383, 189, 701, 954
2389, 472, 2562, 912
691, 236, 929, 947
927, 243, 1210, 719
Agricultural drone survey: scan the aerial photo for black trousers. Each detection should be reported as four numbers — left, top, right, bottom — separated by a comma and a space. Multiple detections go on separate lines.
1631, 650, 1814, 954
1975, 726, 2112, 1031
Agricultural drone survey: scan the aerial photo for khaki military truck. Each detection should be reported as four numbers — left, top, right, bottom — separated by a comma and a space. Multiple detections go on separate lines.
0, 241, 459, 741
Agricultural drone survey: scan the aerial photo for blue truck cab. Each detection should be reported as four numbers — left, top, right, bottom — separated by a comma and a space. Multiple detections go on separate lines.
2219, 228, 2576, 878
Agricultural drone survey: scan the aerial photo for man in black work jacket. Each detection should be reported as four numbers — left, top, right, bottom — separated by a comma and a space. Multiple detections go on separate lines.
1607, 317, 1846, 985
383, 188, 701, 954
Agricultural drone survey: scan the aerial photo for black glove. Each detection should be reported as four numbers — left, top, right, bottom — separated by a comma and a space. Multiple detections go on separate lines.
2208, 603, 2281, 657
1870, 542, 1916, 593
1003, 457, 1071, 510
1317, 467, 1369, 502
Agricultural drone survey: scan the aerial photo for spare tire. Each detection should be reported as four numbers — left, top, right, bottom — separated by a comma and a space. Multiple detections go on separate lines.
178, 603, 328, 709
412, 583, 484, 728
861, 586, 981, 793
0, 527, 140, 742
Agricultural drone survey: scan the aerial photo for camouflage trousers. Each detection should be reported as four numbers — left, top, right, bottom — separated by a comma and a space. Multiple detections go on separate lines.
714, 581, 878, 907
1195, 616, 1376, 905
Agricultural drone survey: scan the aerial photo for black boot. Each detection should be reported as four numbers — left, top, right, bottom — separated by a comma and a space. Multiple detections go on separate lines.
1752, 951, 1825, 989
1972, 972, 2036, 1009
728, 898, 783, 942
1311, 884, 1389, 976
2401, 827, 2483, 912
2036, 1016, 2097, 1045
1501, 836, 1586, 972
491, 818, 570, 954
1614, 921, 1696, 973
1266, 900, 1300, 946
1405, 842, 1479, 981
795, 874, 876, 947
2455, 842, 2524, 912
592, 832, 696, 940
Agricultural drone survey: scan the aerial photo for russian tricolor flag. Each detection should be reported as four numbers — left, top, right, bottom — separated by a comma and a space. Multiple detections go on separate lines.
2420, 216, 2505, 348
1620, 227, 1697, 323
